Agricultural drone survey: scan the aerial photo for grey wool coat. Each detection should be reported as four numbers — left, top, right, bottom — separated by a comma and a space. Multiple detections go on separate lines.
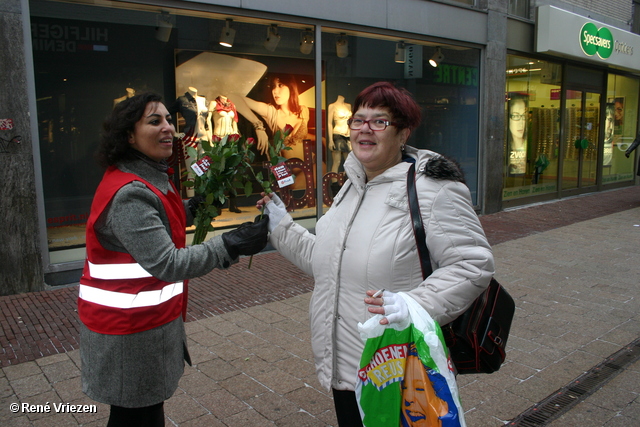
81, 154, 234, 408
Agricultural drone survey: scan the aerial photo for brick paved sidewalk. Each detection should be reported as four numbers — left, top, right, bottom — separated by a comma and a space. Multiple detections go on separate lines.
1, 186, 638, 368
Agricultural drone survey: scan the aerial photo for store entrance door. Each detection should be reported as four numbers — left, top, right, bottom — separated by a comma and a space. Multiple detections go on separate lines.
561, 89, 602, 192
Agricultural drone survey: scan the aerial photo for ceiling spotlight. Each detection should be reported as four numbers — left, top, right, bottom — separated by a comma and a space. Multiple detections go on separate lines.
155, 11, 173, 42
219, 19, 235, 48
264, 24, 281, 52
429, 47, 445, 67
336, 33, 348, 58
300, 29, 314, 55
394, 41, 406, 63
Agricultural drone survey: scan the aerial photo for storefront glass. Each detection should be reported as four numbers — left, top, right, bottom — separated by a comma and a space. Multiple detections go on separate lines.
503, 55, 562, 200
30, 0, 481, 266
604, 74, 639, 183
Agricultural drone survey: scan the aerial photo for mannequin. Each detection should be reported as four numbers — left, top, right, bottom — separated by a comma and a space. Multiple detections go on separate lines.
207, 95, 242, 213
169, 87, 210, 147
327, 95, 352, 184
113, 87, 135, 107
168, 87, 210, 196
208, 95, 239, 139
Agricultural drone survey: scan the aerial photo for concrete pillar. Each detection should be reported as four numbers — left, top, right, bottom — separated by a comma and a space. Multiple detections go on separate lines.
0, 0, 45, 294
482, 1, 509, 214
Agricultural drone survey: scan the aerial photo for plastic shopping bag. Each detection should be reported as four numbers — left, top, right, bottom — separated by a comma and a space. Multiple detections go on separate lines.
355, 293, 465, 427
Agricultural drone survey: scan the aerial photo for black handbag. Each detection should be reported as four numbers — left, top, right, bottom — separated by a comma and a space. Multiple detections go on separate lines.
406, 162, 515, 374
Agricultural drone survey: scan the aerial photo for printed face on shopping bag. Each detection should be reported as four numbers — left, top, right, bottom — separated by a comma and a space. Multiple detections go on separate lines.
400, 345, 449, 426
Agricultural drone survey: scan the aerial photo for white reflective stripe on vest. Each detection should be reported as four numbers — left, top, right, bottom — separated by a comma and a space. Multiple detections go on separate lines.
88, 261, 153, 280
79, 282, 183, 309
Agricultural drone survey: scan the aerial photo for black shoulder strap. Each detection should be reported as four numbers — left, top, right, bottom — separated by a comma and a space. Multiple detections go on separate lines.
407, 163, 433, 279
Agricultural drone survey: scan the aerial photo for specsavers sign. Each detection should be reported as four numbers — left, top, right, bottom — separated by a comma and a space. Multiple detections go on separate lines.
536, 5, 638, 71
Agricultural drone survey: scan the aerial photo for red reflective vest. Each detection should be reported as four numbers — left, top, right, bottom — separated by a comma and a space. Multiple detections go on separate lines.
78, 166, 188, 335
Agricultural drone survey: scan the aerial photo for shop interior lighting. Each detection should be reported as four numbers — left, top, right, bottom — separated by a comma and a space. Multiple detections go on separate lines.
219, 19, 236, 48
336, 33, 348, 58
429, 47, 445, 67
155, 11, 173, 42
264, 24, 281, 52
394, 41, 406, 63
299, 29, 314, 55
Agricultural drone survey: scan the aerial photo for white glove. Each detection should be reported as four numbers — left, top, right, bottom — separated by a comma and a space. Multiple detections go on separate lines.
382, 291, 409, 324
263, 193, 288, 233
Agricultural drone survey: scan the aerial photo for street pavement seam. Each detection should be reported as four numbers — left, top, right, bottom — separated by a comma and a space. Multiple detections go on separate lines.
507, 336, 640, 426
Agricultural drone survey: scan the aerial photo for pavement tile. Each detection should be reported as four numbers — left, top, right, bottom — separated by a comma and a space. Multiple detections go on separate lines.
283, 385, 334, 416
3, 361, 41, 381
275, 410, 332, 427
164, 392, 209, 424
177, 370, 221, 397
253, 367, 306, 395
246, 390, 299, 421
177, 413, 226, 427
195, 388, 247, 419
40, 359, 80, 383
197, 358, 241, 382
184, 340, 217, 365
218, 373, 269, 401
273, 356, 316, 379
52, 377, 84, 403
222, 407, 276, 426
11, 373, 51, 399
549, 401, 618, 426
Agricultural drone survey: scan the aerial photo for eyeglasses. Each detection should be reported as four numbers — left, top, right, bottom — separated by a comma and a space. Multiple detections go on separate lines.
348, 118, 398, 131
509, 113, 527, 121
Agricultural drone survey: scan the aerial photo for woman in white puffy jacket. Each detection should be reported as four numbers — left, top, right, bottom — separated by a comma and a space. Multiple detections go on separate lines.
258, 82, 494, 426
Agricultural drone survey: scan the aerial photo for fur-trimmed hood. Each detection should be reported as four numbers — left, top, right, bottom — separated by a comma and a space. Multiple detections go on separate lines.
343, 144, 465, 188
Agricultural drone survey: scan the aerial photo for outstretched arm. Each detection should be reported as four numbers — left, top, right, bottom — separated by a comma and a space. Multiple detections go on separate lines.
230, 95, 270, 155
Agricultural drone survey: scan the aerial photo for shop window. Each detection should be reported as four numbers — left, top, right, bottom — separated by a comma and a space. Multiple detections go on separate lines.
31, 0, 482, 267
604, 74, 640, 183
321, 33, 481, 204
503, 55, 562, 201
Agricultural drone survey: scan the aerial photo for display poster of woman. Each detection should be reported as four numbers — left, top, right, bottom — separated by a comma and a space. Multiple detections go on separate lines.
614, 97, 624, 128
507, 95, 528, 176
603, 103, 616, 166
232, 74, 311, 189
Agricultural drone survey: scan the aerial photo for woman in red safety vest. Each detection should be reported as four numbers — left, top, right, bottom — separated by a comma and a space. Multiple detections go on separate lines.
79, 92, 269, 426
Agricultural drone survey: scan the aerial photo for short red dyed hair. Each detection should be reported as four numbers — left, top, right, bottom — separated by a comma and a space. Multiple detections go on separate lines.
352, 81, 422, 132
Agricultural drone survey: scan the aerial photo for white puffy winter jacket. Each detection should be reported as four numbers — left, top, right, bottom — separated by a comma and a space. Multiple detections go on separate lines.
269, 145, 494, 391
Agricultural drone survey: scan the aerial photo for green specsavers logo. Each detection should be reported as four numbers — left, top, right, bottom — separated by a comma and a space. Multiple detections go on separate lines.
580, 22, 613, 59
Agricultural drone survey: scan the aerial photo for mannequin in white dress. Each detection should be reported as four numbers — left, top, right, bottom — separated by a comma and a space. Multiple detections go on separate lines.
327, 95, 352, 186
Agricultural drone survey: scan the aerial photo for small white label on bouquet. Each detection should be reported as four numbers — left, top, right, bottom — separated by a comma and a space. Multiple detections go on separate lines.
270, 162, 294, 188
191, 156, 211, 176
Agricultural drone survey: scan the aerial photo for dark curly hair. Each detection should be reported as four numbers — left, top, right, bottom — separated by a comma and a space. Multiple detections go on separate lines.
96, 92, 164, 167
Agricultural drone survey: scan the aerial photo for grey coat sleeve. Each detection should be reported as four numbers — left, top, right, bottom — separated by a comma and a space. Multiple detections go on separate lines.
98, 182, 236, 282
406, 179, 495, 325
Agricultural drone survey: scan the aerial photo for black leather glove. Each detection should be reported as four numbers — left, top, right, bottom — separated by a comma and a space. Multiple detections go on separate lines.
221, 215, 270, 259
187, 195, 206, 217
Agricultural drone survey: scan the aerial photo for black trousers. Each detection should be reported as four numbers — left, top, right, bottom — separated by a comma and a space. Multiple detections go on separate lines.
332, 389, 363, 427
107, 402, 164, 427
